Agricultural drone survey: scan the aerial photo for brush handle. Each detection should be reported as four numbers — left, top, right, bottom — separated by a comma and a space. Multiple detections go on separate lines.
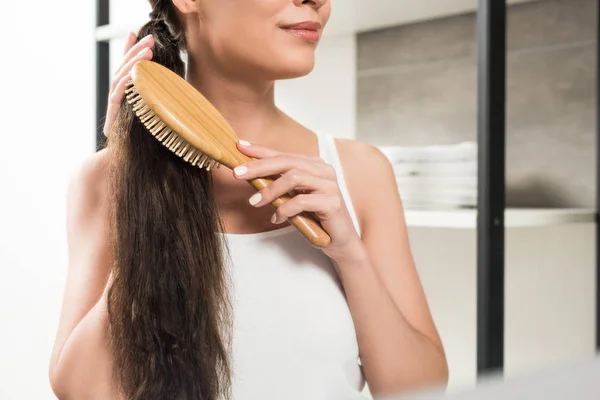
248, 178, 331, 248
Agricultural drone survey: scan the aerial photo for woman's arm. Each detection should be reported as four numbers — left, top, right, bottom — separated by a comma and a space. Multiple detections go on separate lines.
49, 150, 119, 399
230, 138, 448, 396
336, 139, 448, 395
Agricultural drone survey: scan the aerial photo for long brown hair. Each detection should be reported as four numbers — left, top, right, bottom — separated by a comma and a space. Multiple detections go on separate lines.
104, 1, 231, 399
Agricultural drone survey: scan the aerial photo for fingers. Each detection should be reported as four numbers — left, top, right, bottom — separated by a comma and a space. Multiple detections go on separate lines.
239, 156, 326, 180
234, 154, 335, 182
271, 194, 343, 224
237, 140, 323, 162
248, 170, 337, 208
103, 73, 136, 136
122, 32, 137, 56
237, 140, 282, 158
111, 46, 153, 95
112, 35, 154, 92
236, 140, 335, 179
104, 33, 154, 137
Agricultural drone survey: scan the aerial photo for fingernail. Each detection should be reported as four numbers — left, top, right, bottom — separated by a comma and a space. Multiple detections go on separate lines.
238, 140, 251, 147
141, 34, 153, 42
234, 165, 248, 176
249, 193, 262, 206
271, 214, 277, 224
138, 47, 149, 56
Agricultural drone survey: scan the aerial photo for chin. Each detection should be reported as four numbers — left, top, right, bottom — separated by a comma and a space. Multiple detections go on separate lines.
271, 52, 317, 80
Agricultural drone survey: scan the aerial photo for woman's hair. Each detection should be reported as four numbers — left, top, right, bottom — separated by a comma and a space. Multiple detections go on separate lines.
104, 1, 231, 399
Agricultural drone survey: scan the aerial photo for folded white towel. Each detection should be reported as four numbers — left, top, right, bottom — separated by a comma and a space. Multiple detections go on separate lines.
378, 142, 480, 210
401, 196, 477, 208
395, 176, 478, 189
400, 190, 477, 209
400, 188, 477, 199
402, 202, 476, 210
392, 160, 477, 177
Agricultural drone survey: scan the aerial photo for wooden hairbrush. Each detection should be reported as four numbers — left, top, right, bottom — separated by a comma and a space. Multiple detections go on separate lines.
125, 60, 331, 248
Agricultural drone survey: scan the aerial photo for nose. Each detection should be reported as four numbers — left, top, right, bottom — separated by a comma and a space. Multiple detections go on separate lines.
294, 0, 328, 9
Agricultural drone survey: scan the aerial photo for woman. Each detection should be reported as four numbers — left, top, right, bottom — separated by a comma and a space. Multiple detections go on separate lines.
49, 0, 448, 399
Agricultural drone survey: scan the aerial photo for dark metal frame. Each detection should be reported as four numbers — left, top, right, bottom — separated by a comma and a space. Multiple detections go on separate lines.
596, 0, 600, 353
476, 0, 600, 372
476, 0, 507, 374
96, 0, 110, 150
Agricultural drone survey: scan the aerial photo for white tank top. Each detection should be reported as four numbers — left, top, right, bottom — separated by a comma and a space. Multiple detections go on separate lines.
221, 132, 367, 399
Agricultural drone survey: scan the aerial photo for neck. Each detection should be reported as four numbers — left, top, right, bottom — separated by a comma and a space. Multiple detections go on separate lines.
186, 57, 285, 145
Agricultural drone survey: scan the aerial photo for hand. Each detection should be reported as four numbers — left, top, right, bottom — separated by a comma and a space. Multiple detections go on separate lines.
233, 140, 364, 261
103, 32, 155, 137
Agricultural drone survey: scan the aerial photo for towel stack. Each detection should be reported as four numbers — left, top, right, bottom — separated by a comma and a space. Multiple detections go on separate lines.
378, 142, 478, 210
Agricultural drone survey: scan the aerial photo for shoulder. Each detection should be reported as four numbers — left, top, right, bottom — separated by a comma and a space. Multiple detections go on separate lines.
66, 149, 112, 227
334, 138, 393, 175
334, 137, 396, 190
67, 148, 110, 202
333, 138, 400, 227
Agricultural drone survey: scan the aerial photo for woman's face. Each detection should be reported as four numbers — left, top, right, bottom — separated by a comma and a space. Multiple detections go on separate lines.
184, 0, 331, 80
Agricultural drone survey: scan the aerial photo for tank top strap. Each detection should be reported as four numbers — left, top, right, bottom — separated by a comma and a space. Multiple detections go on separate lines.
315, 132, 362, 236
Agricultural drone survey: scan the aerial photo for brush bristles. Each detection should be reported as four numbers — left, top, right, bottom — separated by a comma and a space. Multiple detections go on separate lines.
124, 81, 220, 171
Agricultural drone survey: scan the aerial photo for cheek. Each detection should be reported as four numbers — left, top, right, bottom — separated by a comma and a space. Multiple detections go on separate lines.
216, 27, 317, 79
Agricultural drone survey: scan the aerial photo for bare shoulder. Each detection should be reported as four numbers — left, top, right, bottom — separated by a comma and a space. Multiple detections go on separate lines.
68, 148, 110, 196
334, 138, 394, 178
334, 138, 399, 226
66, 149, 112, 223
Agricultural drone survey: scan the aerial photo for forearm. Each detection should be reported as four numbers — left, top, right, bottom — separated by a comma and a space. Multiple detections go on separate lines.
333, 245, 448, 395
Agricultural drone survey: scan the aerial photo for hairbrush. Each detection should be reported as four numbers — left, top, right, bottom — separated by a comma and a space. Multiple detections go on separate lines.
124, 60, 331, 248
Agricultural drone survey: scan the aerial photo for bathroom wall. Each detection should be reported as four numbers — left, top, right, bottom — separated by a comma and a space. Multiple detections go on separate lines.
357, 0, 597, 208
0, 1, 96, 399
275, 34, 357, 140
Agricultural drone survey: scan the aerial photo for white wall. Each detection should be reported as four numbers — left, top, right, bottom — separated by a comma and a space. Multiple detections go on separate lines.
275, 34, 357, 140
0, 1, 96, 399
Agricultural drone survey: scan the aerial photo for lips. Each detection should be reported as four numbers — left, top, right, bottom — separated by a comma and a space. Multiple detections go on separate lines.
279, 21, 322, 43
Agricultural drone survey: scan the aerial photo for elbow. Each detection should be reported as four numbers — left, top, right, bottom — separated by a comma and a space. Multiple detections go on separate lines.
435, 353, 450, 388
429, 343, 449, 388
409, 347, 450, 392
49, 371, 66, 400
412, 352, 449, 392
369, 354, 449, 397
49, 374, 65, 400
49, 361, 72, 400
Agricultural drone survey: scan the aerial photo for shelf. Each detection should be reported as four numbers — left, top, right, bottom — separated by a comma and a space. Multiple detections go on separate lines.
95, 0, 537, 42
405, 208, 597, 229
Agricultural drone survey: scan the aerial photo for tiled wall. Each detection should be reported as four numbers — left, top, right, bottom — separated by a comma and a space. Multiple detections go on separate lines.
357, 0, 597, 208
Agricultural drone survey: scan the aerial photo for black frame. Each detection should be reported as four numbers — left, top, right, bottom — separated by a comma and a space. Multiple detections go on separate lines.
476, 0, 506, 374
476, 0, 600, 372
96, 0, 110, 150
596, 0, 600, 352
